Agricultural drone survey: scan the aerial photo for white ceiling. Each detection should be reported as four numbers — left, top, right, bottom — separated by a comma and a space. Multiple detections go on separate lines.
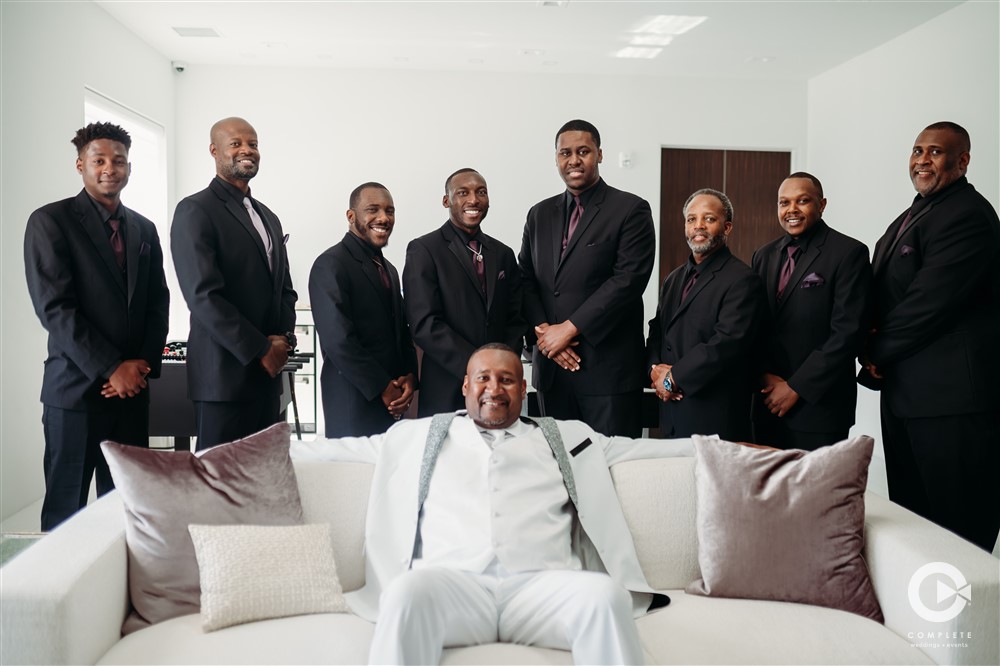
96, 0, 964, 80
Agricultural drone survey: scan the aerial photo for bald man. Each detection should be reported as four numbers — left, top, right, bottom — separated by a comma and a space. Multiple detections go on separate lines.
171, 117, 297, 449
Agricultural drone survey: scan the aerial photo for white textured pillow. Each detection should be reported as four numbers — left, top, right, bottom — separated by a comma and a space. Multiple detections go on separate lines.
188, 523, 349, 632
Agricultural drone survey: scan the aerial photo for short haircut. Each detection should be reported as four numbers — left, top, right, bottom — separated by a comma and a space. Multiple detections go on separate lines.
71, 122, 131, 155
555, 119, 601, 148
924, 121, 971, 152
444, 168, 481, 195
349, 182, 389, 210
683, 188, 734, 222
473, 342, 517, 356
785, 171, 824, 199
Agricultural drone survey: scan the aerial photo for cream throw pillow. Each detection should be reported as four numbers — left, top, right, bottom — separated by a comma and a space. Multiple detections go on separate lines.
686, 435, 884, 623
189, 523, 349, 632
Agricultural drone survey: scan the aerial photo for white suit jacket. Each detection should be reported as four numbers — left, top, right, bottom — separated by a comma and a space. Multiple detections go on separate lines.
291, 412, 694, 621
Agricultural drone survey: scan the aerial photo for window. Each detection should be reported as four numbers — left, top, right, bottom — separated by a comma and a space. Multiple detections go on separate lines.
84, 87, 167, 229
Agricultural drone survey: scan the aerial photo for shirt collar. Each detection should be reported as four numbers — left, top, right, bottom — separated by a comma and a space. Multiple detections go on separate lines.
84, 192, 124, 223
213, 175, 252, 204
343, 230, 383, 261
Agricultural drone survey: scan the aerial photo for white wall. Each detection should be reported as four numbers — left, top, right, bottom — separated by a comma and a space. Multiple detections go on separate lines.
171, 66, 806, 428
0, 1, 175, 524
806, 0, 1000, 454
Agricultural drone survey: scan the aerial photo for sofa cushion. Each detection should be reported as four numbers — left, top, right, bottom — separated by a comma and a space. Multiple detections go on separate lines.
685, 435, 883, 623
638, 591, 931, 665
189, 523, 348, 631
102, 423, 304, 634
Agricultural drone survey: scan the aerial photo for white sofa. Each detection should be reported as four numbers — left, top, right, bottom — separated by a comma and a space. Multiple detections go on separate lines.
2, 456, 997, 665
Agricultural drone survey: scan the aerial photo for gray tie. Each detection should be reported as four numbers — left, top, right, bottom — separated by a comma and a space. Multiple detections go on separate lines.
243, 197, 273, 270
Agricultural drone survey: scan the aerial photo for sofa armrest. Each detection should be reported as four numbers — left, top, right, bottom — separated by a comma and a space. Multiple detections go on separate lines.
1, 492, 128, 665
864, 492, 998, 666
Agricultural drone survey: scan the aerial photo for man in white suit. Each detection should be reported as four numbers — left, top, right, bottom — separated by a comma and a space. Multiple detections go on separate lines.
293, 343, 692, 664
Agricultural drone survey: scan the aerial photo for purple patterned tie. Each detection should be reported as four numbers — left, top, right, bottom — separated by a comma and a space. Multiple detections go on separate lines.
108, 218, 125, 270
681, 269, 698, 302
562, 195, 583, 255
469, 239, 486, 294
372, 257, 392, 291
776, 244, 798, 298
895, 209, 914, 240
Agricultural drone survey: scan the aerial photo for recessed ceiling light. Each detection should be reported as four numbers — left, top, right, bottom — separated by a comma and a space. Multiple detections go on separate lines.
536, 1, 569, 6
631, 15, 707, 36
521, 49, 544, 57
614, 47, 662, 59
172, 27, 219, 38
630, 35, 673, 47
746, 56, 775, 64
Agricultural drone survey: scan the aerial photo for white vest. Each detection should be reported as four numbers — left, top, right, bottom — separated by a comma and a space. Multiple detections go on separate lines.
414, 417, 580, 574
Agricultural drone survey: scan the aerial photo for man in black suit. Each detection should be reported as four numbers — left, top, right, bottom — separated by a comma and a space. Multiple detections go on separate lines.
519, 120, 654, 437
751, 173, 871, 451
171, 117, 296, 450
403, 168, 525, 416
24, 122, 169, 530
646, 189, 764, 442
309, 183, 417, 437
860, 122, 1000, 552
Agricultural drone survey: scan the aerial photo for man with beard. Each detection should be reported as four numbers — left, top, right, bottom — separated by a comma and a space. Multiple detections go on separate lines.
171, 117, 297, 450
860, 122, 1000, 552
292, 343, 691, 665
646, 188, 765, 441
403, 168, 525, 416
309, 182, 417, 436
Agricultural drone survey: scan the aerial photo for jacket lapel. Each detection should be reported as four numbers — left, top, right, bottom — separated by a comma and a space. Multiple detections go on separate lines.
550, 197, 567, 274
774, 225, 826, 314
443, 225, 484, 303
226, 197, 271, 272
125, 212, 141, 304
484, 236, 498, 312
74, 191, 125, 294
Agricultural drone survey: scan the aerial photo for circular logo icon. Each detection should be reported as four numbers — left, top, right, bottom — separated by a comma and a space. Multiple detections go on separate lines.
908, 562, 971, 623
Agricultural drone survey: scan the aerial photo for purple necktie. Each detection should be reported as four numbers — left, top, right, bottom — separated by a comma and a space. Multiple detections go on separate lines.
776, 244, 798, 298
894, 209, 914, 240
372, 257, 392, 291
562, 195, 583, 255
469, 239, 486, 294
108, 218, 125, 270
680, 269, 698, 302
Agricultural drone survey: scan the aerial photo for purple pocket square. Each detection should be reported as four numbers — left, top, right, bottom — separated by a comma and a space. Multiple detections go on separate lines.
498, 270, 506, 280
899, 244, 915, 257
800, 273, 825, 288
139, 241, 150, 257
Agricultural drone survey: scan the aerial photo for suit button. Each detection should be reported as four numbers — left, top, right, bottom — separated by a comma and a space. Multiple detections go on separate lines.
554, 291, 560, 297
666, 345, 672, 351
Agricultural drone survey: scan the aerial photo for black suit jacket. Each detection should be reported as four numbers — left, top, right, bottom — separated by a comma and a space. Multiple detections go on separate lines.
751, 221, 871, 433
863, 178, 1000, 417
24, 189, 170, 410
170, 177, 296, 402
519, 179, 655, 394
646, 247, 765, 441
309, 233, 418, 437
403, 222, 525, 415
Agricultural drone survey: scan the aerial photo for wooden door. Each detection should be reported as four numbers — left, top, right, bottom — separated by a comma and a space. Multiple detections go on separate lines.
658, 148, 791, 284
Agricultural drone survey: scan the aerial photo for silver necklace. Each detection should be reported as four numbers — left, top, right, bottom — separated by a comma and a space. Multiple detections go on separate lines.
467, 243, 484, 263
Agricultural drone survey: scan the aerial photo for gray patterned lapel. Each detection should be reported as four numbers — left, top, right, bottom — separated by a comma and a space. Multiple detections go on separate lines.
531, 417, 579, 507
417, 412, 458, 507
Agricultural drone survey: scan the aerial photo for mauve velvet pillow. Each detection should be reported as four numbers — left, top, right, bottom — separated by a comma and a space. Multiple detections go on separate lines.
686, 435, 884, 623
102, 422, 304, 634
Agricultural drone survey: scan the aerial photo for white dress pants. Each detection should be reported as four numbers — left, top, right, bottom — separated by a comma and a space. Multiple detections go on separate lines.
368, 566, 644, 665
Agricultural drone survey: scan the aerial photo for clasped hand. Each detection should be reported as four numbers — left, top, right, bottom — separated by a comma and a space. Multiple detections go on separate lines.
101, 359, 150, 398
535, 322, 581, 371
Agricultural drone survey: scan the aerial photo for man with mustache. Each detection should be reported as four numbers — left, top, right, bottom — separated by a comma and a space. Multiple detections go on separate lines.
293, 343, 692, 664
309, 182, 417, 436
403, 168, 525, 416
751, 173, 871, 451
24, 122, 169, 529
860, 121, 1000, 552
171, 117, 297, 450
519, 120, 655, 437
646, 188, 765, 441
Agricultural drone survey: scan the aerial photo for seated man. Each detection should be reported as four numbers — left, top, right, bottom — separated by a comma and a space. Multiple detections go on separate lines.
293, 343, 692, 664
